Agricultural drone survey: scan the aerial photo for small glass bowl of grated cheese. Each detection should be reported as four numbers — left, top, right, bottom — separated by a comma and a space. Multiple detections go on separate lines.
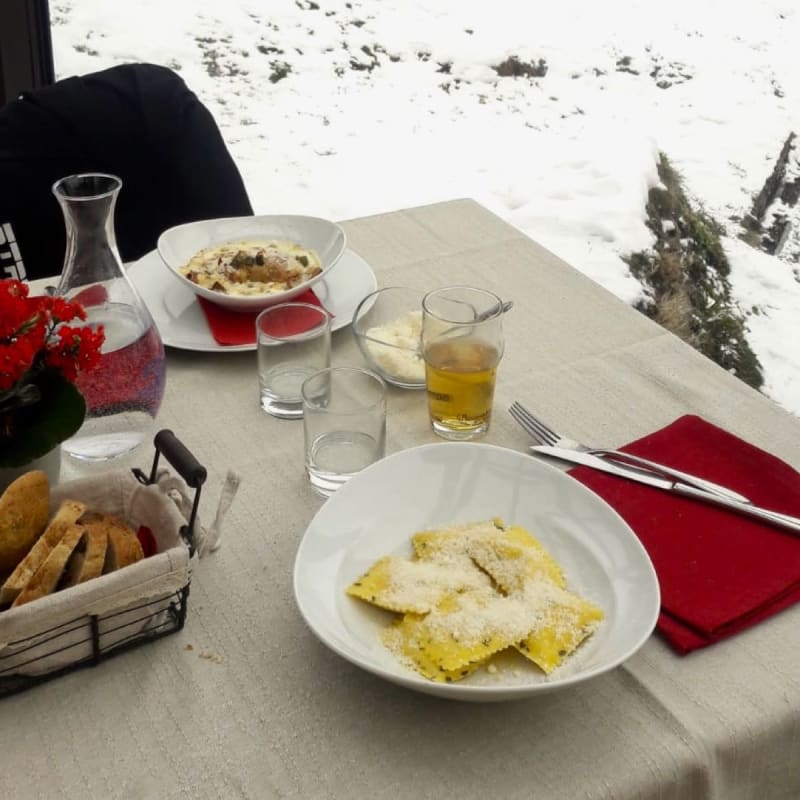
352, 286, 427, 389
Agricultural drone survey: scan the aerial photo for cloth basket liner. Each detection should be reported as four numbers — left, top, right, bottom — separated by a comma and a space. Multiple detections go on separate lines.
0, 469, 190, 677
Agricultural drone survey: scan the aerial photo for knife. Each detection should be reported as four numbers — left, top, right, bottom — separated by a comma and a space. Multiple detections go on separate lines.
530, 445, 800, 536
584, 448, 750, 503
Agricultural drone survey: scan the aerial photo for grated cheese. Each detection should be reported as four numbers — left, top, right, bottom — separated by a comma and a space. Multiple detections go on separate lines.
364, 310, 425, 383
346, 518, 604, 683
180, 238, 321, 296
346, 554, 491, 614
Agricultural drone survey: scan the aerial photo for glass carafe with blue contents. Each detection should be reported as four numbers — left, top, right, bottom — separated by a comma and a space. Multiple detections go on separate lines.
53, 173, 166, 461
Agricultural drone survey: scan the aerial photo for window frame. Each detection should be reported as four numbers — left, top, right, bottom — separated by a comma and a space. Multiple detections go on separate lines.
0, 0, 55, 106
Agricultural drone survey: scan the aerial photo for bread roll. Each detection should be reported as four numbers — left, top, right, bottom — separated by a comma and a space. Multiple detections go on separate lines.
12, 524, 85, 607
0, 499, 87, 606
0, 470, 50, 574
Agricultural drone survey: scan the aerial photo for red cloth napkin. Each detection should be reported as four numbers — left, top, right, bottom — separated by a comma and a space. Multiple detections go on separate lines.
197, 289, 329, 346
569, 415, 800, 654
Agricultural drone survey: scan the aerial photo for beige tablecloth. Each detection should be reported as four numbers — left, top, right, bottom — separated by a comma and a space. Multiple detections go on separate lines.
2, 199, 798, 799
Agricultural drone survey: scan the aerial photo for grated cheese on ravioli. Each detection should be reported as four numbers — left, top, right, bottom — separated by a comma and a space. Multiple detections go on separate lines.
468, 536, 565, 592
345, 519, 604, 683
346, 554, 492, 614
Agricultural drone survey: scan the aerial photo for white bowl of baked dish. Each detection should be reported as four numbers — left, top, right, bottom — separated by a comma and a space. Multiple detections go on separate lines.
352, 286, 427, 389
157, 214, 347, 312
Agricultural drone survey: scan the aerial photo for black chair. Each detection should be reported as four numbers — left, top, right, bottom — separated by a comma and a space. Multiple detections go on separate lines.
0, 62, 253, 281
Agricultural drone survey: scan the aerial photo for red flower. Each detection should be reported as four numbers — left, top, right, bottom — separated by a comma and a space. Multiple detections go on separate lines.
45, 324, 105, 382
49, 295, 87, 324
0, 279, 105, 395
0, 337, 37, 390
0, 280, 33, 339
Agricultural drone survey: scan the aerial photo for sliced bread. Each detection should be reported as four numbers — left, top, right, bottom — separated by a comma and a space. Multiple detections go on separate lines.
102, 516, 144, 573
62, 524, 108, 588
0, 499, 87, 606
12, 524, 86, 607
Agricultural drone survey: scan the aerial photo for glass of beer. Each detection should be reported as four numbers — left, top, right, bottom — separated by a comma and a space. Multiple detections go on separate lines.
421, 286, 505, 440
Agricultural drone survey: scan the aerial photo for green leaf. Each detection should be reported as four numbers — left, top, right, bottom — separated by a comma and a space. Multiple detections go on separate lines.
0, 372, 86, 468
0, 383, 41, 414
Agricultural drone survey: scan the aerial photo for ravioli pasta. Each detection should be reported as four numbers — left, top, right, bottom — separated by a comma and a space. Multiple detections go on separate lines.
346, 518, 603, 682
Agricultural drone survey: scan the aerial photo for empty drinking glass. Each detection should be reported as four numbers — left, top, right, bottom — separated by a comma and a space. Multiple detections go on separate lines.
256, 303, 332, 419
301, 366, 386, 497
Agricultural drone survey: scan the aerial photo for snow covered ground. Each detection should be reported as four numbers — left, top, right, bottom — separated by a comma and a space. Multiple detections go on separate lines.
50, 0, 800, 415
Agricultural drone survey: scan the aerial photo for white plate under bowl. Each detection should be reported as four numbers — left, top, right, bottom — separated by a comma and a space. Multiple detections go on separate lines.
293, 442, 660, 702
128, 247, 377, 352
156, 214, 347, 312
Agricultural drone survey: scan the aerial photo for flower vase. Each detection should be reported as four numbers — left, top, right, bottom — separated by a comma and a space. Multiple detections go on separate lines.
0, 446, 61, 495
52, 173, 166, 462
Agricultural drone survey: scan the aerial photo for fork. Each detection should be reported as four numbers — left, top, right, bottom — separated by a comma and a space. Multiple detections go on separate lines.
508, 401, 750, 503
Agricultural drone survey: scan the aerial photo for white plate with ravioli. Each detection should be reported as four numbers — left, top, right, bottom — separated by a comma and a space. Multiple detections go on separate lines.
293, 442, 660, 702
128, 247, 377, 352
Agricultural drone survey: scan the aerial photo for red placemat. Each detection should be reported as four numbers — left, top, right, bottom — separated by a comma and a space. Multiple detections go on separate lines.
197, 289, 329, 346
569, 415, 800, 654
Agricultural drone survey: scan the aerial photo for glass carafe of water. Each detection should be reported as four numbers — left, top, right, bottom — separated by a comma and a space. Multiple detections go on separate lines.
53, 173, 166, 461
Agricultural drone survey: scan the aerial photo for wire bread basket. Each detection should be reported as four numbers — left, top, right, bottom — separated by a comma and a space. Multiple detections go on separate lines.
0, 430, 206, 697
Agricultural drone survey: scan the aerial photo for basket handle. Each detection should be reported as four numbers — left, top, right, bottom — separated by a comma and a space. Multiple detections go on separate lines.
133, 429, 207, 556
152, 430, 207, 488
